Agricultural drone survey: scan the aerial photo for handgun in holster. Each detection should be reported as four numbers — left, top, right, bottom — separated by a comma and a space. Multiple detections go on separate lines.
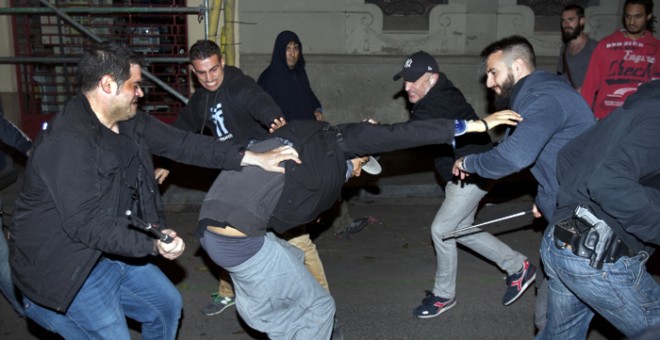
572, 205, 614, 269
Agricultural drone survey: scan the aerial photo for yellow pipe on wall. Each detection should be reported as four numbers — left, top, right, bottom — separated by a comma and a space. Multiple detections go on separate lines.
208, 0, 222, 42
222, 0, 236, 66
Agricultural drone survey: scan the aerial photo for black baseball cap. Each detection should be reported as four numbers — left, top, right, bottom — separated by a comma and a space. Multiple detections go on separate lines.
393, 51, 439, 82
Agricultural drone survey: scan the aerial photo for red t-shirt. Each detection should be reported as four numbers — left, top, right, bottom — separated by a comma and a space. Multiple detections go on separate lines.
581, 30, 660, 119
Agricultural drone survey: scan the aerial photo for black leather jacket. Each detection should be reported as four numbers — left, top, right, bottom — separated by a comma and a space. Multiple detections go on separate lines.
10, 94, 245, 312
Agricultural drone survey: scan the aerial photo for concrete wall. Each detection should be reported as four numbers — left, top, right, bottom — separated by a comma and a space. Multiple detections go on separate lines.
231, 0, 635, 125
239, 53, 556, 126
2, 0, 658, 129
236, 0, 631, 56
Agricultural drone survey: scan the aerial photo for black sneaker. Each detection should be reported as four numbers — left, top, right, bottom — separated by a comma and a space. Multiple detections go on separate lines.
412, 291, 456, 319
334, 218, 369, 237
502, 260, 536, 306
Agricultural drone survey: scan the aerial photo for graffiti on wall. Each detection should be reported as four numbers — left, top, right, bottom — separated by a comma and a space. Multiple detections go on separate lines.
365, 0, 448, 31
518, 0, 601, 31
517, 0, 600, 16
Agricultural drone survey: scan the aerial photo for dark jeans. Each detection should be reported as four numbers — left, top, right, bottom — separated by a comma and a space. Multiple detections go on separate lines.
23, 258, 182, 339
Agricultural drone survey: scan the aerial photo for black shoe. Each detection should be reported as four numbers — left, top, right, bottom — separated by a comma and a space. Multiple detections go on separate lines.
335, 217, 368, 237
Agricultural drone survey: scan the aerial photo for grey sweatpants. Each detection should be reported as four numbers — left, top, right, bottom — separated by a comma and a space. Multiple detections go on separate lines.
224, 233, 335, 339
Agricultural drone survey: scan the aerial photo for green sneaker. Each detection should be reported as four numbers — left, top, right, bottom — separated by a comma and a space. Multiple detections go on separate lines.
334, 217, 369, 237
201, 293, 236, 316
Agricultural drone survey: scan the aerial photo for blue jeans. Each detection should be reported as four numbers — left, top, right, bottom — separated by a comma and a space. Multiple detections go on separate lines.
430, 179, 526, 298
23, 257, 182, 340
538, 227, 660, 339
0, 232, 24, 316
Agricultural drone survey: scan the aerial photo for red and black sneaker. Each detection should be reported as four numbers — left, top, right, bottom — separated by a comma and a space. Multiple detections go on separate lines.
502, 259, 536, 306
412, 291, 457, 319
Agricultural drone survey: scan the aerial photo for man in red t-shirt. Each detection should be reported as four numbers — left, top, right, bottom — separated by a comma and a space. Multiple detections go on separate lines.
581, 0, 660, 119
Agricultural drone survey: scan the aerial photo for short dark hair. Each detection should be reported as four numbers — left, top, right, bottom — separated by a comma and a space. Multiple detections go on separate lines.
480, 35, 536, 70
562, 4, 585, 18
624, 0, 656, 32
189, 40, 222, 62
78, 41, 145, 93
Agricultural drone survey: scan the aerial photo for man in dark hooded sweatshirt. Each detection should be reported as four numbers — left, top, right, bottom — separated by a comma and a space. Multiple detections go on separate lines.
258, 30, 323, 121
259, 31, 369, 238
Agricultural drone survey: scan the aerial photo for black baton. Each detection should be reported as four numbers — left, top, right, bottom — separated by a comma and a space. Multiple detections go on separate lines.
125, 210, 173, 244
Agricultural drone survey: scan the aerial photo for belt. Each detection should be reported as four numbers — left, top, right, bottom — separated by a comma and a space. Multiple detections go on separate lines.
553, 219, 634, 264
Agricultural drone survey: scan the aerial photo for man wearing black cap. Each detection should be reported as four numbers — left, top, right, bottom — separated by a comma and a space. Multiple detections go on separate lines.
195, 112, 521, 339
394, 51, 535, 319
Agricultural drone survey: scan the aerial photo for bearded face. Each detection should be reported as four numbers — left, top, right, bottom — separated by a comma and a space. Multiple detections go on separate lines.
492, 73, 516, 111
560, 9, 585, 43
485, 51, 519, 111
562, 21, 584, 43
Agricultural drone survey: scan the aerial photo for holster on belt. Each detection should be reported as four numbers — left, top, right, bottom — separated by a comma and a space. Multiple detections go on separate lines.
553, 218, 633, 268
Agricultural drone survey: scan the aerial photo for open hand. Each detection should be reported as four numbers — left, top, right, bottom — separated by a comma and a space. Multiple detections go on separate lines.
482, 110, 522, 131
241, 145, 301, 173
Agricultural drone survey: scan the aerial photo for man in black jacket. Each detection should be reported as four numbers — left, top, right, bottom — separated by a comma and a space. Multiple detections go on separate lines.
395, 51, 535, 318
197, 111, 521, 339
9, 41, 299, 339
154, 39, 286, 182
172, 39, 284, 144
0, 99, 32, 317
538, 80, 660, 339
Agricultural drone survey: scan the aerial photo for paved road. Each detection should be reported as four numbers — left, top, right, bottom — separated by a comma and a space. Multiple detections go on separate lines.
3, 176, 642, 339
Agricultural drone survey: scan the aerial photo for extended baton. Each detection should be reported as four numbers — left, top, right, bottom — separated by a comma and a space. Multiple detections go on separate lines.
125, 210, 173, 244
441, 210, 533, 240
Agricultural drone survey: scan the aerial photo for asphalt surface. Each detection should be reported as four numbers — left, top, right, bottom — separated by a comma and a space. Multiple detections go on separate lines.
1, 151, 655, 339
